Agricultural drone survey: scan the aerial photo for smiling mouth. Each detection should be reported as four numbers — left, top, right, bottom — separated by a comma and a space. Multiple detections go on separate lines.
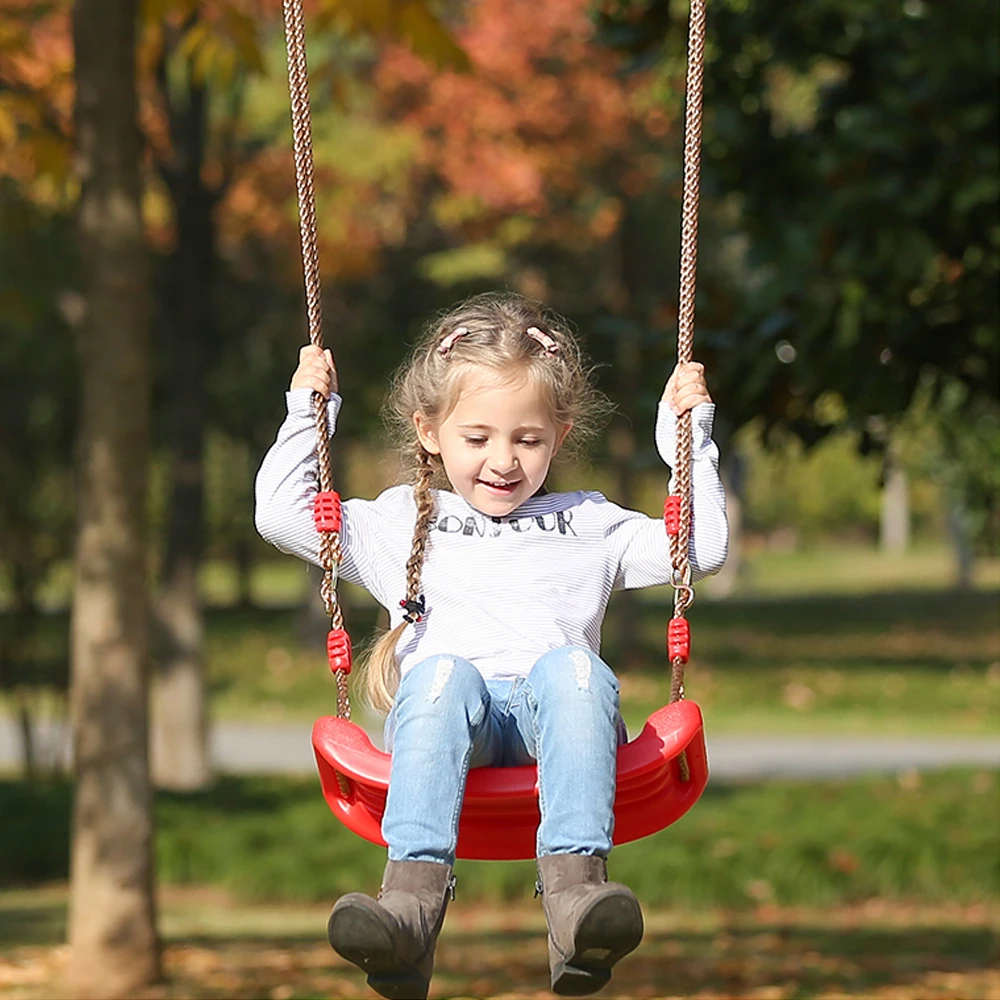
478, 478, 521, 494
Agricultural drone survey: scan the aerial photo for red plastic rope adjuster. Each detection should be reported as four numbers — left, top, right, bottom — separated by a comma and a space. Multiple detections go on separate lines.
664, 495, 682, 536
313, 491, 342, 533
667, 617, 690, 664
327, 628, 353, 674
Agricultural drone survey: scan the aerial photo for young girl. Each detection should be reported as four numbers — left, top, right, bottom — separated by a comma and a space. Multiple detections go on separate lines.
255, 292, 728, 999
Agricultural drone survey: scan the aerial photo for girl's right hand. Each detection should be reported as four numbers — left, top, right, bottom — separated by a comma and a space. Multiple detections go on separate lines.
290, 345, 338, 397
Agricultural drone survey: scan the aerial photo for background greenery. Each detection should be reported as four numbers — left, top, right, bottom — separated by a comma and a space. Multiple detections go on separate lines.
2, 767, 996, 911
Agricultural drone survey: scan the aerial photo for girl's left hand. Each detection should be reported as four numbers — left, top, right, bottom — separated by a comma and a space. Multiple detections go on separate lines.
662, 361, 712, 414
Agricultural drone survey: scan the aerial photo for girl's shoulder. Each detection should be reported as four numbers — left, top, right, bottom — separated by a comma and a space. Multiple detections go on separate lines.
564, 490, 649, 526
345, 484, 416, 525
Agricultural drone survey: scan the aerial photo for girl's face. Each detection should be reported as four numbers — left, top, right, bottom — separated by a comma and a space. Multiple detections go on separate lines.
413, 370, 572, 517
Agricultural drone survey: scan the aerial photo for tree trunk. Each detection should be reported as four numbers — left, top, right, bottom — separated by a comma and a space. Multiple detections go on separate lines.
946, 495, 974, 591
15, 689, 37, 780
6, 580, 40, 780
151, 63, 215, 790
68, 1, 160, 994
880, 448, 910, 554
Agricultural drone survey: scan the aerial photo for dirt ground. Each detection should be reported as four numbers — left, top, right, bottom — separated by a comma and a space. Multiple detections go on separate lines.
1, 892, 998, 1000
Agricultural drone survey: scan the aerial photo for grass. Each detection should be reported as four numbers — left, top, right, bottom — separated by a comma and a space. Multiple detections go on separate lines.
2, 768, 996, 911
701, 543, 1000, 598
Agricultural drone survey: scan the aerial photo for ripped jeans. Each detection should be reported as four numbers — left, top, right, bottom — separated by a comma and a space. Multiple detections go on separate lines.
382, 646, 625, 864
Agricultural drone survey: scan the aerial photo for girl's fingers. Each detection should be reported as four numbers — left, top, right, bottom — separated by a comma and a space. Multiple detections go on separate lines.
676, 368, 706, 386
674, 389, 712, 412
305, 377, 331, 397
290, 348, 334, 393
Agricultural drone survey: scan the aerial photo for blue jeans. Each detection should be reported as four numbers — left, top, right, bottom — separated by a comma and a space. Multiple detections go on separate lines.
382, 646, 624, 865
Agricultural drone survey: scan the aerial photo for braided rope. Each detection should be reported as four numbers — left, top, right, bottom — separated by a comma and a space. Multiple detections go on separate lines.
669, 0, 706, 710
667, 0, 707, 783
282, 0, 350, 725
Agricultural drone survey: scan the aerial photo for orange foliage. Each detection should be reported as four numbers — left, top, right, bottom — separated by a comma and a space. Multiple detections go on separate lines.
0, 0, 73, 196
375, 0, 672, 240
0, 0, 678, 281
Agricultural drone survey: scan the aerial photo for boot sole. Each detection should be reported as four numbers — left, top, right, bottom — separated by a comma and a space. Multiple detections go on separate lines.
327, 897, 429, 1000
551, 893, 644, 997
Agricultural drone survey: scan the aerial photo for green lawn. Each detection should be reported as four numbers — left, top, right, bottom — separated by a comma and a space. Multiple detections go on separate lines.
3, 768, 996, 911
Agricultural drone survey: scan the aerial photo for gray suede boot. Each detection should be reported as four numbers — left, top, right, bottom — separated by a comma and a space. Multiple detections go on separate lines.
536, 854, 644, 996
327, 860, 455, 1000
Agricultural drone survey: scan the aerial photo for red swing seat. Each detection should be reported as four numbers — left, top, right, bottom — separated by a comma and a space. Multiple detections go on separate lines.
312, 698, 708, 861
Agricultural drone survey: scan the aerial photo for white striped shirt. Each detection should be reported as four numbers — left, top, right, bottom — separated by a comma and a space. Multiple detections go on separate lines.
255, 389, 728, 682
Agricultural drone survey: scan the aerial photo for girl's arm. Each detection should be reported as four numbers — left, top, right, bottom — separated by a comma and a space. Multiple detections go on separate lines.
653, 400, 729, 580
254, 352, 377, 587
604, 364, 728, 587
254, 389, 338, 568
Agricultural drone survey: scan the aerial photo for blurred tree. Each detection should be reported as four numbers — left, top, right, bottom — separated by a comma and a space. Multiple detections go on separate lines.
141, 1, 271, 790
0, 186, 76, 777
0, 1, 77, 775
67, 0, 159, 993
603, 0, 998, 433
0, 0, 74, 198
708, 0, 998, 432
899, 375, 1000, 583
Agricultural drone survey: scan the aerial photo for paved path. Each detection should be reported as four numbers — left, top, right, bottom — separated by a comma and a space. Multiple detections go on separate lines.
2, 718, 998, 779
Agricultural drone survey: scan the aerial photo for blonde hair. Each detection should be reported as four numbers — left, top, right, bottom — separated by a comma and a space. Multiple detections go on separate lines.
361, 291, 610, 714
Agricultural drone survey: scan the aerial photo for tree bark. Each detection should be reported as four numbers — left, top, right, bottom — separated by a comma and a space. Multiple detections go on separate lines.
946, 495, 974, 591
151, 59, 215, 790
880, 447, 910, 554
15, 689, 37, 780
67, 1, 160, 993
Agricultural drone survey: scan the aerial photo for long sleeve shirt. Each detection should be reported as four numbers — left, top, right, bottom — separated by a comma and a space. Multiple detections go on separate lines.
255, 389, 728, 682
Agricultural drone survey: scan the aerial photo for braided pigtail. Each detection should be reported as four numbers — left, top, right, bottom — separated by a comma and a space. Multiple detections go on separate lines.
361, 444, 437, 715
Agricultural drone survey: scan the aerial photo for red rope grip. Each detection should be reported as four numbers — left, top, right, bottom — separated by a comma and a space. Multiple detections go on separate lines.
313, 491, 342, 532
327, 628, 352, 674
664, 495, 682, 536
667, 617, 690, 664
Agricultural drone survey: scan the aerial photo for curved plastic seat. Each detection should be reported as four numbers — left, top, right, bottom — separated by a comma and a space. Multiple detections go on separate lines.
312, 700, 708, 861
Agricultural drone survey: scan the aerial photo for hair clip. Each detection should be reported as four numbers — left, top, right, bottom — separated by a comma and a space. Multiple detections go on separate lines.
526, 326, 560, 355
399, 595, 426, 624
437, 327, 470, 356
